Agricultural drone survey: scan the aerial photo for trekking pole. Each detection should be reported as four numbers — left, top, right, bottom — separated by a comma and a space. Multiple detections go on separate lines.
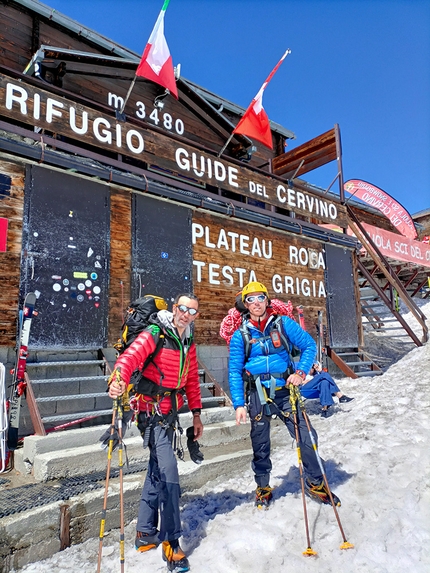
117, 398, 126, 573
292, 386, 354, 550
289, 385, 317, 557
96, 400, 118, 573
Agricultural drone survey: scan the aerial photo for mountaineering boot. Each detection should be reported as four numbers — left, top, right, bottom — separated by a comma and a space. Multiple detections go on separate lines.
339, 395, 354, 403
321, 406, 330, 418
135, 530, 160, 552
162, 541, 190, 572
255, 486, 273, 509
305, 479, 341, 506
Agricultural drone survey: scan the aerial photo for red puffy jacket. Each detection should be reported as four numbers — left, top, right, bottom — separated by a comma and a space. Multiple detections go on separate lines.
114, 326, 202, 415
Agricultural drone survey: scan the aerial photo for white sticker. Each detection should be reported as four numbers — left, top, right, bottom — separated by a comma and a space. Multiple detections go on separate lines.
93, 286, 101, 294
87, 247, 94, 257
77, 283, 85, 291
85, 280, 92, 287
52, 283, 61, 292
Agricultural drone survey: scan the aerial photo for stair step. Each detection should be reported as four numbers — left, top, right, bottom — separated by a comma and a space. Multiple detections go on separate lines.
29, 375, 109, 384
37, 392, 107, 402
355, 370, 384, 377
27, 360, 106, 368
42, 409, 112, 423
342, 361, 373, 366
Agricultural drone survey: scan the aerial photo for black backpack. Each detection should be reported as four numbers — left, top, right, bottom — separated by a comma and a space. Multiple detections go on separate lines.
114, 295, 168, 354
114, 295, 169, 393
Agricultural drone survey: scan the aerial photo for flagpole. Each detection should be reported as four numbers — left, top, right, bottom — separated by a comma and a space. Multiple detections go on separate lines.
217, 134, 234, 158
119, 76, 137, 115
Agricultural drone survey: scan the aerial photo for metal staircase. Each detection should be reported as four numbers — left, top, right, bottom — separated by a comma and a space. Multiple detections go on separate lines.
347, 206, 428, 347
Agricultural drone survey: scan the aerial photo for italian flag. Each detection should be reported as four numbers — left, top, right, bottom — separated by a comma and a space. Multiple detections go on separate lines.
136, 0, 178, 99
233, 49, 291, 149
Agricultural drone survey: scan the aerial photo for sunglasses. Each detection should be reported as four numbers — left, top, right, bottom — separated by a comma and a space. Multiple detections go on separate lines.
245, 294, 267, 303
176, 304, 199, 316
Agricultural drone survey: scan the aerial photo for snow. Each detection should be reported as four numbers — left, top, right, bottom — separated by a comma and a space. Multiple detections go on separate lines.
13, 301, 430, 573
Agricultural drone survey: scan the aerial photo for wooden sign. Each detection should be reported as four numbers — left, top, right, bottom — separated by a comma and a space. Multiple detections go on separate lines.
0, 73, 347, 226
192, 211, 328, 344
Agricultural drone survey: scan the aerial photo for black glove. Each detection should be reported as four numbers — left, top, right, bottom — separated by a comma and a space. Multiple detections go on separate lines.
99, 409, 133, 451
186, 426, 204, 464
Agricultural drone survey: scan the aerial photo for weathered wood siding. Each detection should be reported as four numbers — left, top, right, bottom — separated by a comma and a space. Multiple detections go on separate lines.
108, 186, 131, 346
192, 210, 327, 345
0, 158, 25, 346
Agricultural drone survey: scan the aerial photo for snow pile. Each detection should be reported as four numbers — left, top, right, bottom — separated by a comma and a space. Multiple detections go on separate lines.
14, 302, 430, 573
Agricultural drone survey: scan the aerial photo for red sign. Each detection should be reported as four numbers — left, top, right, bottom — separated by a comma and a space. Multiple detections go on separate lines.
0, 217, 7, 251
344, 179, 417, 239
356, 223, 430, 268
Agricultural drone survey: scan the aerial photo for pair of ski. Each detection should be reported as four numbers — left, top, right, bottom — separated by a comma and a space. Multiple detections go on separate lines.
0, 293, 37, 472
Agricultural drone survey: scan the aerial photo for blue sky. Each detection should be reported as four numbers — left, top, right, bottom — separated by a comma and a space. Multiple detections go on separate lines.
46, 0, 430, 216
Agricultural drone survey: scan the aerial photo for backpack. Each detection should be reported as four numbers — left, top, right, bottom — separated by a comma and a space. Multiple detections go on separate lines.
114, 295, 168, 354
114, 295, 169, 393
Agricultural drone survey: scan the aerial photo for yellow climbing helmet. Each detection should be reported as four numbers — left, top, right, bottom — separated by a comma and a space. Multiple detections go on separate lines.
242, 281, 269, 301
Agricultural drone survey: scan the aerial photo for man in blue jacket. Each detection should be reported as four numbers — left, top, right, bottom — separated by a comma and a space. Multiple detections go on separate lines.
228, 281, 341, 508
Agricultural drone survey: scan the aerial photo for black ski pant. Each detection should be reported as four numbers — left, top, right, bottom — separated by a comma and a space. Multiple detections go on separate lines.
248, 386, 324, 488
136, 421, 182, 542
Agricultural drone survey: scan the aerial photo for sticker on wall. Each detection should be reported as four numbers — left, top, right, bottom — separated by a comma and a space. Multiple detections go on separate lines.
52, 283, 61, 292
161, 252, 169, 259
77, 294, 84, 302
85, 280, 92, 287
52, 275, 62, 280
91, 273, 98, 280
94, 261, 102, 268
74, 272, 88, 279
87, 247, 94, 257
93, 286, 101, 295
77, 283, 85, 291
63, 279, 69, 285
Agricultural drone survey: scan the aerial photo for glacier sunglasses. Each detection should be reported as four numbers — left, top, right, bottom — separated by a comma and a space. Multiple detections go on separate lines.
245, 294, 267, 304
175, 304, 199, 316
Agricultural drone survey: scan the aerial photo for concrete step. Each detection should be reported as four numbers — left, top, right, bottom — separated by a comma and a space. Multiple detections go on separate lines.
14, 407, 238, 481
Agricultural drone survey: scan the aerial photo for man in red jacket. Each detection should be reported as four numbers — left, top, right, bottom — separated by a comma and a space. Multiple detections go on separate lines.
108, 293, 202, 573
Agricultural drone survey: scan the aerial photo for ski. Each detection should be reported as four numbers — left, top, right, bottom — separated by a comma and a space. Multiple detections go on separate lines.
7, 292, 37, 454
0, 363, 7, 473
296, 305, 306, 330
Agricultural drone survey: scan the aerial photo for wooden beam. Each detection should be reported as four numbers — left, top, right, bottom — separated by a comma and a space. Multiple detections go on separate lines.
272, 128, 336, 177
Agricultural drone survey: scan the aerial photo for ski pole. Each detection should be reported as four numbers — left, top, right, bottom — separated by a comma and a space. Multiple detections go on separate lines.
292, 386, 354, 550
96, 401, 118, 573
117, 399, 125, 573
289, 386, 317, 557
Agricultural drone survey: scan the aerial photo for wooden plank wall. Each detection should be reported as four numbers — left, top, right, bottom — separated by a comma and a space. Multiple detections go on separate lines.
107, 186, 132, 346
192, 210, 327, 346
0, 158, 25, 346
0, 2, 33, 71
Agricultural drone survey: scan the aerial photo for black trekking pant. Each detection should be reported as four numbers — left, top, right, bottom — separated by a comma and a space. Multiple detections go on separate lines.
136, 421, 182, 541
248, 387, 324, 487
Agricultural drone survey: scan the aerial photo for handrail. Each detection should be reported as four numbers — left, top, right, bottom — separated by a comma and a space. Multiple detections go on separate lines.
197, 358, 232, 407
346, 205, 428, 344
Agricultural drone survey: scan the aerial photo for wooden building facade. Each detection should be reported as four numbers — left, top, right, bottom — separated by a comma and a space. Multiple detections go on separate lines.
0, 0, 427, 427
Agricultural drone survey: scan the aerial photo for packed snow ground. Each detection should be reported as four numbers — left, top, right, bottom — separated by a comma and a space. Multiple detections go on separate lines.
14, 302, 430, 573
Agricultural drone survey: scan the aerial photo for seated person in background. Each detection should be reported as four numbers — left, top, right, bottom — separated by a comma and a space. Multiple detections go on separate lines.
300, 362, 354, 417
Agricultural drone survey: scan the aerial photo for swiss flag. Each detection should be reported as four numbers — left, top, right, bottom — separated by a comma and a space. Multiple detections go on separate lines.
233, 86, 272, 149
233, 50, 291, 149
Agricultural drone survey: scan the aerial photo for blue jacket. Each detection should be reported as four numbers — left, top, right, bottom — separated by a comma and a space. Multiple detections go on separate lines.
228, 314, 317, 409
